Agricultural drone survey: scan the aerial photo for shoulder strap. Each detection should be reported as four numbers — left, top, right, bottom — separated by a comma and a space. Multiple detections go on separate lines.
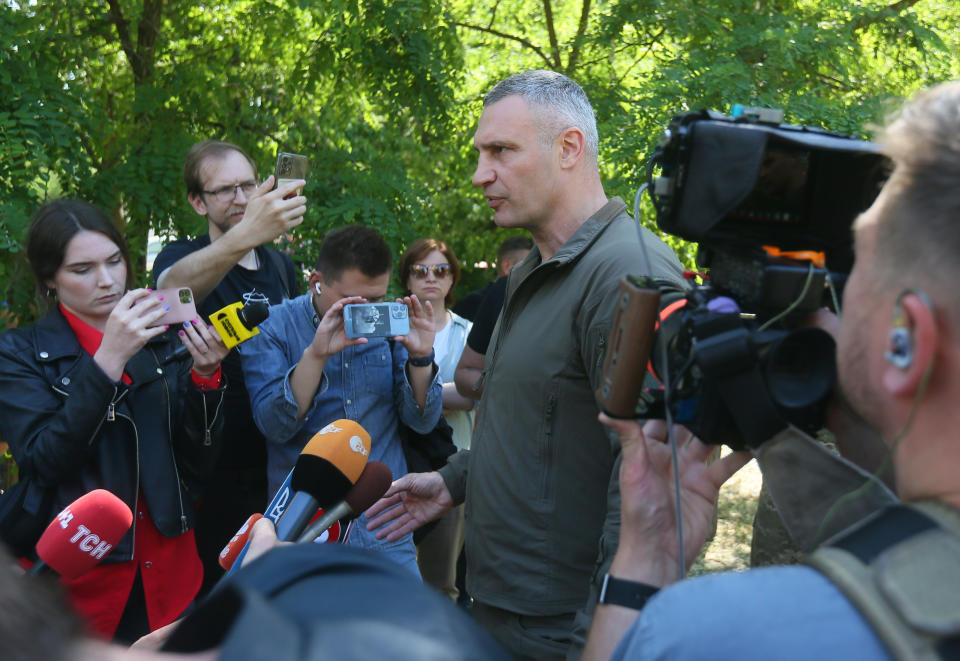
263, 247, 294, 300
807, 503, 960, 661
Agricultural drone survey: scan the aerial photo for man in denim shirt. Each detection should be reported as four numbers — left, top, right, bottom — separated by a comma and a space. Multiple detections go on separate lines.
240, 226, 442, 576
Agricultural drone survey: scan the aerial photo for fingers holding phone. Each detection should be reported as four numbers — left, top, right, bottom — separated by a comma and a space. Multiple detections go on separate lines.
236, 152, 308, 245
94, 289, 170, 380
179, 318, 229, 377
308, 296, 369, 360
275, 152, 308, 198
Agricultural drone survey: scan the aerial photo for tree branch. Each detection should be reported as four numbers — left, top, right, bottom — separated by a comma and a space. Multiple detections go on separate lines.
851, 0, 922, 32
105, 0, 137, 70
484, 0, 502, 31
566, 0, 592, 74
134, 0, 165, 83
542, 0, 561, 69
452, 21, 554, 69
577, 26, 667, 71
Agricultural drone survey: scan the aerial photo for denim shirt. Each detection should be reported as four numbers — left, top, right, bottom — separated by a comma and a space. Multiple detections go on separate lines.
239, 294, 441, 570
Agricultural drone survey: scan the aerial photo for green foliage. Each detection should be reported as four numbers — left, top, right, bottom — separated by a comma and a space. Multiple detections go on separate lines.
0, 0, 957, 323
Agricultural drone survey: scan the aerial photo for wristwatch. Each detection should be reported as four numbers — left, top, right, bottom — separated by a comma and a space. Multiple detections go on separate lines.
407, 349, 435, 368
598, 573, 660, 610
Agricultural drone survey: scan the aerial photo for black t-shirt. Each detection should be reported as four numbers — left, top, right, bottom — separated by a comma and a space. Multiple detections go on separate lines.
465, 275, 508, 355
451, 282, 492, 322
152, 235, 300, 470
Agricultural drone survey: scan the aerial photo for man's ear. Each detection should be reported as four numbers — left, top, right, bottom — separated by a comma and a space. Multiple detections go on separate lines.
188, 192, 208, 216
882, 291, 937, 397
557, 126, 587, 170
308, 271, 326, 295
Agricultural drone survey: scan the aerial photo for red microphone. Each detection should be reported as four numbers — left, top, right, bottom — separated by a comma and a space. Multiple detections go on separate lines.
218, 513, 264, 571
30, 489, 133, 579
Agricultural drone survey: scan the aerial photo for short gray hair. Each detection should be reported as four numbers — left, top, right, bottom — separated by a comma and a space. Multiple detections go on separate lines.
873, 80, 960, 297
484, 70, 599, 164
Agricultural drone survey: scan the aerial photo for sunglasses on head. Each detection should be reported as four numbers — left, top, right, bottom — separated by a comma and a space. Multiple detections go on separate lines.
409, 263, 452, 279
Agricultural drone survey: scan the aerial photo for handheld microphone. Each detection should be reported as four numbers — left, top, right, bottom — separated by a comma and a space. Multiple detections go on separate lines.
222, 419, 372, 576
274, 420, 372, 542
163, 298, 270, 364
218, 513, 263, 571
210, 299, 269, 349
298, 461, 392, 543
30, 489, 133, 579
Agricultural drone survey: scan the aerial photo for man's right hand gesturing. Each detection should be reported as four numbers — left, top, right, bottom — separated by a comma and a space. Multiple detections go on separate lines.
364, 471, 453, 542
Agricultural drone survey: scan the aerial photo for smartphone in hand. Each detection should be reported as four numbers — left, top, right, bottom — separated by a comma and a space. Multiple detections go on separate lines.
343, 302, 410, 338
151, 287, 198, 327
275, 152, 308, 199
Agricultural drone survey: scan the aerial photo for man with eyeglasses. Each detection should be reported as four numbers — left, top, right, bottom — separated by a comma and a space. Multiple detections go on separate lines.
152, 140, 305, 596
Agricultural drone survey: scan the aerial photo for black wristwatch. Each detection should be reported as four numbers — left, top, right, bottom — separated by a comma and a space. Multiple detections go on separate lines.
407, 349, 435, 368
598, 573, 660, 610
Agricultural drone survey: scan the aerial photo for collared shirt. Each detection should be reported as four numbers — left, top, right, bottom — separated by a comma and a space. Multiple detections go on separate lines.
240, 294, 442, 566
440, 198, 686, 616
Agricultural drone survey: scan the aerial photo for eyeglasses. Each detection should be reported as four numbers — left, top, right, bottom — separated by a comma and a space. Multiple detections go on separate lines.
409, 263, 452, 279
201, 181, 257, 202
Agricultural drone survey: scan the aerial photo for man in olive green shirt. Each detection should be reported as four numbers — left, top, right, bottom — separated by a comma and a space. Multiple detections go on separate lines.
367, 70, 683, 660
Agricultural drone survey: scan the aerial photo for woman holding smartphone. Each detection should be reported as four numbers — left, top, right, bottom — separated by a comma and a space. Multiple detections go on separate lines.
399, 238, 473, 600
0, 200, 228, 642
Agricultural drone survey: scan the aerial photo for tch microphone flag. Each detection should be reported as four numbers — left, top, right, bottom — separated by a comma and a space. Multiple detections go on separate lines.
30, 489, 133, 579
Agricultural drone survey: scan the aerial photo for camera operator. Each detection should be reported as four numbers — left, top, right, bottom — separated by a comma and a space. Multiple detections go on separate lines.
583, 80, 960, 660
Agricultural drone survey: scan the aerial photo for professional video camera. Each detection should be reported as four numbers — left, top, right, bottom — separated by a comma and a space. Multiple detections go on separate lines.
597, 107, 890, 450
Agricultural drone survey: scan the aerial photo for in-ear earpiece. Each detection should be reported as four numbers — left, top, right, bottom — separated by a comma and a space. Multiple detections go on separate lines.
885, 326, 913, 369
314, 282, 322, 295
883, 289, 930, 370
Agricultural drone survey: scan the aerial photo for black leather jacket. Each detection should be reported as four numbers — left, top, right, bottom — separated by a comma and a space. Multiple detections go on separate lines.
0, 307, 226, 562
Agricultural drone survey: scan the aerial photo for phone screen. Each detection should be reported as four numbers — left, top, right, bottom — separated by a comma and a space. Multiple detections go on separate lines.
343, 303, 410, 338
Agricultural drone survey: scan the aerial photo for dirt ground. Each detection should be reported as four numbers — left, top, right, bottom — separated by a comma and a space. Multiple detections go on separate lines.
689, 454, 762, 575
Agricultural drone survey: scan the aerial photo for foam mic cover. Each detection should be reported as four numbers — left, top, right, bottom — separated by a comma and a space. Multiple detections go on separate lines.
238, 300, 269, 329
290, 419, 371, 507
219, 513, 263, 571
298, 461, 393, 543
33, 489, 133, 579
274, 420, 371, 542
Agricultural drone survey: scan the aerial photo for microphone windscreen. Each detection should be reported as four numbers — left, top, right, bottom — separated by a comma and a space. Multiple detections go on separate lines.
291, 420, 371, 506
219, 513, 263, 570
35, 489, 133, 579
238, 301, 269, 329
345, 461, 393, 515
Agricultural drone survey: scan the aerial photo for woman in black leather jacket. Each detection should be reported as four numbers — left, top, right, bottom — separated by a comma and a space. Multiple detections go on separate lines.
0, 200, 228, 642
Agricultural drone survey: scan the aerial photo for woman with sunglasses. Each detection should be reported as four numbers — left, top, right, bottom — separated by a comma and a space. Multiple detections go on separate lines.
398, 238, 474, 600
0, 200, 228, 642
